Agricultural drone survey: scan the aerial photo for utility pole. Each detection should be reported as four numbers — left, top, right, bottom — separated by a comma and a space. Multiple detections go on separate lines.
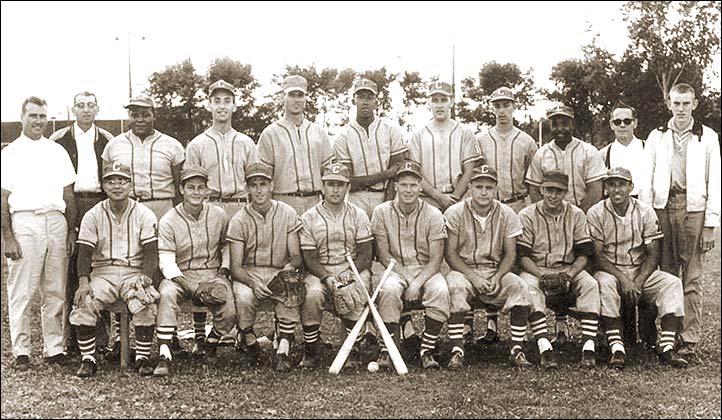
451, 43, 456, 119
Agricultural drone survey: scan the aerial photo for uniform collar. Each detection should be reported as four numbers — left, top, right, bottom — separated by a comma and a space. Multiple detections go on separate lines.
550, 137, 580, 151
246, 200, 277, 219
177, 201, 208, 221
465, 197, 498, 219
392, 198, 423, 219
206, 125, 237, 139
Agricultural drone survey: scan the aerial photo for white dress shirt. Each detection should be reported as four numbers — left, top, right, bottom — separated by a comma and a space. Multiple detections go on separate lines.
600, 137, 646, 196
73, 123, 101, 193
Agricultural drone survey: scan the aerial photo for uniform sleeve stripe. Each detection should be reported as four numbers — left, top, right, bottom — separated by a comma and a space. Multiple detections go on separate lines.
260, 158, 274, 167
462, 155, 483, 165
300, 245, 317, 250
226, 235, 246, 244
429, 233, 447, 241
507, 229, 523, 238
586, 174, 606, 183
517, 239, 532, 248
525, 179, 541, 187
141, 236, 158, 245
337, 158, 352, 164
643, 232, 664, 242
158, 248, 176, 253
390, 147, 408, 156
574, 237, 592, 245
288, 223, 302, 234
76, 239, 96, 248
357, 236, 374, 244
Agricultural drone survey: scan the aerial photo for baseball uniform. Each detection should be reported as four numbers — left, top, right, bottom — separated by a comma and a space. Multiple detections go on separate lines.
525, 137, 607, 208
475, 127, 537, 212
335, 117, 407, 217
102, 130, 185, 219
257, 119, 335, 216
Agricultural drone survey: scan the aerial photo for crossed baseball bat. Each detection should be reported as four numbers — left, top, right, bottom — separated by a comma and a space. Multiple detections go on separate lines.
329, 256, 408, 375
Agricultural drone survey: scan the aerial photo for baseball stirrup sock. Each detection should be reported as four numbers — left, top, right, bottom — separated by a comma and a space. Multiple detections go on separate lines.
463, 310, 475, 335
606, 329, 625, 354
277, 320, 296, 342
194, 313, 207, 341
486, 310, 499, 332
77, 326, 97, 363
400, 311, 414, 339
580, 317, 599, 341
529, 312, 549, 340
239, 327, 256, 346
207, 327, 222, 346
303, 325, 320, 344
447, 313, 465, 352
343, 319, 364, 345
555, 315, 569, 335
134, 326, 154, 361
157, 325, 175, 346
421, 317, 444, 355
379, 323, 399, 353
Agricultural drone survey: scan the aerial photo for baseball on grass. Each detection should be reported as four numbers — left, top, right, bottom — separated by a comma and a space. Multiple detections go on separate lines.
367, 361, 379, 373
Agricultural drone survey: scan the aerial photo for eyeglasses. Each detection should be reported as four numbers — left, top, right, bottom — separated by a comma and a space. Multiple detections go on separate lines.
103, 178, 130, 186
611, 118, 635, 126
74, 102, 98, 110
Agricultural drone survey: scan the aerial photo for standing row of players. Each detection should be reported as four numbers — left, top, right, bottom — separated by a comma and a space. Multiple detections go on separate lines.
2, 76, 718, 377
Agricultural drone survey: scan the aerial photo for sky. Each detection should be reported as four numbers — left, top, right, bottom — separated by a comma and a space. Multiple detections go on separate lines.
0, 1, 708, 125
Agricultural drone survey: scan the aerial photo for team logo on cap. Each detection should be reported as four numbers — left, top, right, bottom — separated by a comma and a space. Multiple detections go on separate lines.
404, 162, 414, 171
113, 162, 122, 172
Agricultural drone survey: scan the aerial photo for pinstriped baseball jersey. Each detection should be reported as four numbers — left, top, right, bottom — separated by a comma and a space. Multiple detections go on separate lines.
370, 199, 446, 266
226, 200, 302, 268
185, 128, 258, 199
334, 117, 407, 190
587, 198, 664, 267
475, 127, 537, 201
518, 201, 590, 268
444, 198, 522, 267
77, 199, 158, 268
102, 130, 185, 200
257, 119, 334, 194
158, 202, 228, 270
408, 120, 479, 193
525, 137, 607, 206
299, 201, 373, 265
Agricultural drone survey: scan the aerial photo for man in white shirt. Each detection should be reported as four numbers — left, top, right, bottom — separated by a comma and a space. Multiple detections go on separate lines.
598, 102, 646, 198
50, 91, 115, 356
1, 96, 77, 370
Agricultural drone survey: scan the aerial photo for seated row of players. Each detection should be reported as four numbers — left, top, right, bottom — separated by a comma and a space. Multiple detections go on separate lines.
70, 158, 688, 377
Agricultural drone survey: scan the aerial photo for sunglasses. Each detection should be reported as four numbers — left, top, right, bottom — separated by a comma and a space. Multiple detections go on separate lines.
611, 118, 635, 126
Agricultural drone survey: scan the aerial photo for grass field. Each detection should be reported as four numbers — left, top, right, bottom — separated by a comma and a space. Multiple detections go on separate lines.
1, 231, 720, 418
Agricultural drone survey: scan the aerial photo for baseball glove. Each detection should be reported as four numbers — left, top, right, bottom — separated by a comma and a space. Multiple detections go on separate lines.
540, 272, 573, 311
329, 272, 366, 316
267, 269, 306, 307
193, 280, 228, 307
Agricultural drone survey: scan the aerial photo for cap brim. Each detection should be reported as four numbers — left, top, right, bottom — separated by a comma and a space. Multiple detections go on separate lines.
210, 88, 234, 96
103, 172, 132, 180
396, 170, 422, 178
124, 102, 152, 109
490, 96, 514, 102
284, 87, 307, 94
245, 173, 272, 181
540, 181, 568, 190
429, 90, 451, 97
548, 112, 574, 119
321, 175, 349, 182
181, 175, 208, 183
471, 174, 498, 182
353, 87, 377, 95
604, 175, 633, 182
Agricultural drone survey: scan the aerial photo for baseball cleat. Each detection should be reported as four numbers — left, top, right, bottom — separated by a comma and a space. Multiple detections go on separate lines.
676, 343, 697, 361
376, 351, 392, 371
447, 351, 464, 370
609, 350, 626, 369
580, 350, 596, 368
299, 343, 320, 369
343, 350, 362, 371
476, 329, 500, 346
658, 350, 689, 368
136, 358, 154, 376
510, 349, 532, 368
421, 351, 440, 370
76, 359, 97, 378
540, 350, 559, 369
552, 330, 569, 346
192, 340, 206, 358
274, 353, 292, 373
13, 355, 31, 371
153, 357, 171, 376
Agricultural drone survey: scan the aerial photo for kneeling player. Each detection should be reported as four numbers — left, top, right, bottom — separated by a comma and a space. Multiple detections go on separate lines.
153, 166, 236, 376
517, 171, 600, 369
371, 161, 450, 370
228, 164, 305, 372
588, 168, 688, 368
445, 165, 533, 369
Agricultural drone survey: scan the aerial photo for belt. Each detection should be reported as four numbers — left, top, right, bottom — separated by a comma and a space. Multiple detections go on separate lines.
669, 189, 687, 196
500, 193, 528, 204
277, 191, 321, 198
208, 196, 247, 203
137, 197, 169, 203
75, 191, 105, 199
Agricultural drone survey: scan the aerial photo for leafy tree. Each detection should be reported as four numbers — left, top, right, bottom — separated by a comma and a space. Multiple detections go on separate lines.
397, 70, 425, 131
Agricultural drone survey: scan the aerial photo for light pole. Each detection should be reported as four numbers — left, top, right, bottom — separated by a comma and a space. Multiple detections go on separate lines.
115, 33, 146, 99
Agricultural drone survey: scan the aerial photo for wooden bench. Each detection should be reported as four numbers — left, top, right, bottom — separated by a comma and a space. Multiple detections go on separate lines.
110, 301, 209, 369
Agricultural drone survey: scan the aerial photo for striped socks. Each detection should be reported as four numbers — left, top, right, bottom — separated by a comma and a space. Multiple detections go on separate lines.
193, 313, 207, 342
447, 313, 465, 356
530, 312, 552, 353
509, 306, 529, 353
77, 326, 97, 364
303, 325, 321, 345
422, 317, 443, 356
134, 326, 154, 362
157, 325, 176, 360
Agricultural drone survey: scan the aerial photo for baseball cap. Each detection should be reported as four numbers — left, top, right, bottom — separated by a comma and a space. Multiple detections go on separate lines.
124, 94, 154, 109
321, 163, 350, 183
180, 165, 209, 183
208, 79, 236, 97
282, 75, 308, 94
604, 167, 633, 183
546, 104, 575, 120
395, 160, 423, 179
245, 163, 273, 181
428, 81, 452, 97
540, 170, 569, 190
103, 161, 132, 180
352, 78, 378, 96
490, 87, 515, 102
470, 164, 498, 182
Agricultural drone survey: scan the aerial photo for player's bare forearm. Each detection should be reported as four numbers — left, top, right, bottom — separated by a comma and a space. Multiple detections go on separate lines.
1, 188, 13, 240
171, 163, 183, 204
286, 232, 303, 270
592, 241, 627, 282
414, 239, 444, 286
375, 238, 395, 269
349, 172, 392, 190
496, 237, 518, 278
445, 235, 474, 279
353, 241, 373, 273
568, 256, 588, 278
520, 256, 543, 278
302, 249, 334, 280
635, 240, 660, 286
452, 161, 475, 198
141, 241, 159, 279
581, 181, 602, 213
230, 243, 253, 285
420, 178, 444, 202
528, 185, 542, 203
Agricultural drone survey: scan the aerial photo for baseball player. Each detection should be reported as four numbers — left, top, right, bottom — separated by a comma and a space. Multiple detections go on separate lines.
334, 78, 409, 218
517, 170, 600, 369
408, 81, 479, 212
227, 163, 305, 372
639, 83, 720, 361
525, 104, 606, 341
51, 91, 115, 358
102, 94, 185, 220
2, 96, 77, 370
445, 165, 533, 369
70, 162, 159, 377
153, 165, 236, 376
588, 167, 688, 368
370, 160, 450, 370
470, 86, 538, 347
257, 75, 335, 217
299, 163, 374, 370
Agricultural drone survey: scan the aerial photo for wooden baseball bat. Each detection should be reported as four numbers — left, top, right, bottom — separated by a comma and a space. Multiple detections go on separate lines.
346, 256, 408, 375
328, 259, 396, 375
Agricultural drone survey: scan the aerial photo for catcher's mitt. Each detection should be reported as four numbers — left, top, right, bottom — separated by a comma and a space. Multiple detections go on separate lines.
267, 269, 306, 307
329, 271, 366, 316
193, 280, 228, 306
540, 272, 573, 311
